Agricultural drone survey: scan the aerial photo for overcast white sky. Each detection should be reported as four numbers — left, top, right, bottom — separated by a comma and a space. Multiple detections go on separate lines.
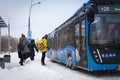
0, 0, 88, 40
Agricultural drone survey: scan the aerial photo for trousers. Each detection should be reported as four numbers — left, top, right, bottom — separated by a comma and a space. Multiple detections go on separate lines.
41, 52, 46, 64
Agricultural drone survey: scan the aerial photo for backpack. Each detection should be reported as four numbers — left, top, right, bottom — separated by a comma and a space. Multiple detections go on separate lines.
36, 39, 44, 50
18, 43, 24, 50
18, 39, 24, 50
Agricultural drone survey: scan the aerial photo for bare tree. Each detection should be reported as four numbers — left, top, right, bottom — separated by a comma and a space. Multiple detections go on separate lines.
1, 36, 18, 52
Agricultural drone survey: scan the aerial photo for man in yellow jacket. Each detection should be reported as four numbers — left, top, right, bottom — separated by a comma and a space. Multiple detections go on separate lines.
37, 34, 49, 65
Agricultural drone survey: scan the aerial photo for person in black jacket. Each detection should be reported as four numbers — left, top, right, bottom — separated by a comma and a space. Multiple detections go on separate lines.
18, 34, 30, 66
28, 39, 38, 61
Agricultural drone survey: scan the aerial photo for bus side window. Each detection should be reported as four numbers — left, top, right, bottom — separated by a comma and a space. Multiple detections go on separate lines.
75, 23, 80, 50
81, 36, 86, 51
81, 20, 86, 51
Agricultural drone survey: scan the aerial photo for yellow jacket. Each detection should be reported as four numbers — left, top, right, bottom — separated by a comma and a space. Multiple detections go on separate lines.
36, 38, 48, 52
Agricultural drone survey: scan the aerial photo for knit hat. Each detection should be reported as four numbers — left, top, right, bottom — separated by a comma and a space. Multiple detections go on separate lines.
45, 34, 48, 38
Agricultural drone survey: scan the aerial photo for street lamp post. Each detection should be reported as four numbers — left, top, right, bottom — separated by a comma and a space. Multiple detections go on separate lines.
28, 0, 41, 40
8, 19, 11, 55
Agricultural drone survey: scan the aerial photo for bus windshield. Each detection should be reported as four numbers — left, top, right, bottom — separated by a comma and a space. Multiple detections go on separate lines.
90, 14, 120, 45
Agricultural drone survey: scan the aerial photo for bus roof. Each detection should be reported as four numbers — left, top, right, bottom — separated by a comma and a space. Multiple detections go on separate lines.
74, 0, 120, 15
92, 0, 120, 5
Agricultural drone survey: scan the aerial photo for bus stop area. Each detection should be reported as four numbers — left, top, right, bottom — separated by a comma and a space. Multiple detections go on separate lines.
0, 16, 10, 69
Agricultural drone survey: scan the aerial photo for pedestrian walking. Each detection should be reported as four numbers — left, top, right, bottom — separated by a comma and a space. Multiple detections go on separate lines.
28, 39, 38, 61
18, 33, 30, 66
36, 34, 49, 65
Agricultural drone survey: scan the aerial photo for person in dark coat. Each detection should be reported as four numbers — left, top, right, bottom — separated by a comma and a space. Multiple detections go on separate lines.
28, 39, 38, 61
18, 33, 30, 66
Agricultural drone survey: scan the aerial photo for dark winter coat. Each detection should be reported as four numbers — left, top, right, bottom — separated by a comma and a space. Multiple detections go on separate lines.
19, 37, 30, 54
28, 39, 38, 56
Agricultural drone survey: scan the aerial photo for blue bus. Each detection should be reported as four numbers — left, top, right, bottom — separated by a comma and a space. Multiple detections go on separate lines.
47, 0, 120, 71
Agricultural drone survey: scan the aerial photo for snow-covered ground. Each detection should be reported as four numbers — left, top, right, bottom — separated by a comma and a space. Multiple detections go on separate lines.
0, 52, 120, 80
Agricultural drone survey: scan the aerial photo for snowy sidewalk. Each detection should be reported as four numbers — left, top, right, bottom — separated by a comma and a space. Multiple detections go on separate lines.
0, 52, 120, 80
0, 52, 65, 80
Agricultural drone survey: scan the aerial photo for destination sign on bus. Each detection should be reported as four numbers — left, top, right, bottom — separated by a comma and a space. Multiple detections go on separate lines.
97, 5, 120, 13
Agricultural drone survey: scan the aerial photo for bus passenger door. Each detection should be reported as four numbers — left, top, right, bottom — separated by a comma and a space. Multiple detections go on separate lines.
75, 20, 87, 68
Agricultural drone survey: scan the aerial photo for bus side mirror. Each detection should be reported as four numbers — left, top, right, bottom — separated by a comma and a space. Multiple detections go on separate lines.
84, 5, 95, 23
